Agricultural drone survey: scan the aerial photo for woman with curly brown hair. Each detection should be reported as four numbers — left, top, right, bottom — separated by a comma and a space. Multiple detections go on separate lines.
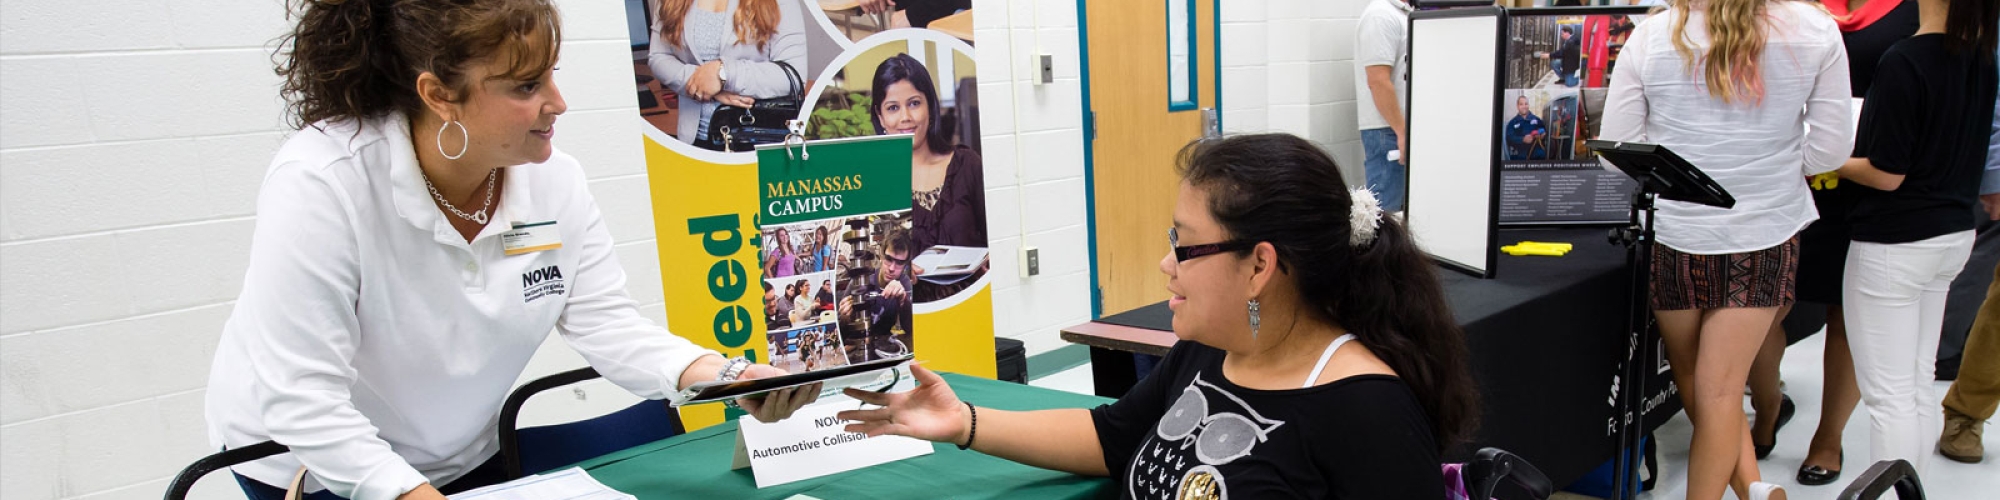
205, 2, 819, 499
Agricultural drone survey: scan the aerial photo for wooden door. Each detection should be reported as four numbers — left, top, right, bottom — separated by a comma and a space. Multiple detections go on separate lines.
1086, 1, 1218, 316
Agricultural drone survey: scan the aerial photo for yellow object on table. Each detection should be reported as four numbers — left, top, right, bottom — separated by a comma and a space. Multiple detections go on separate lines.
1502, 241, 1573, 256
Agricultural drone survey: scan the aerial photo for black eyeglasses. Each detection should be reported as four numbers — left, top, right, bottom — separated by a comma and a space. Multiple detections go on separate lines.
1169, 227, 1255, 263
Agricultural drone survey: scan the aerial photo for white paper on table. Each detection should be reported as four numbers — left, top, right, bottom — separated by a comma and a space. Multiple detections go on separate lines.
449, 467, 634, 500
737, 401, 934, 488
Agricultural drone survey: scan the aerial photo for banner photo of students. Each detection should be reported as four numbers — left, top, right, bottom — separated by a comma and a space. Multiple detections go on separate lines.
758, 136, 915, 376
1497, 10, 1644, 224
623, 0, 988, 430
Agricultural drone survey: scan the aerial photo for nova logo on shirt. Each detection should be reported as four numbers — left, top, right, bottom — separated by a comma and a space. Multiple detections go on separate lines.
522, 265, 565, 304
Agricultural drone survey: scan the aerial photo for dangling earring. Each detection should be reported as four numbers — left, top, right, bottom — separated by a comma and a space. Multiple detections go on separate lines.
437, 119, 468, 160
1247, 299, 1261, 340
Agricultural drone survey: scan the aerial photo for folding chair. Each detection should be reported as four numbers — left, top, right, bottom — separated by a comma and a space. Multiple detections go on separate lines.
497, 367, 686, 479
1446, 447, 1554, 500
1837, 459, 1926, 500
163, 440, 305, 500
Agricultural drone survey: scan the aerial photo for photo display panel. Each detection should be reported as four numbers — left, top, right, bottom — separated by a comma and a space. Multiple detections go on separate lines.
1497, 7, 1649, 224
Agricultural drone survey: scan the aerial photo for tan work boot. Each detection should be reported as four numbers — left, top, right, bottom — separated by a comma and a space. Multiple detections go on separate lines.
1939, 412, 1984, 463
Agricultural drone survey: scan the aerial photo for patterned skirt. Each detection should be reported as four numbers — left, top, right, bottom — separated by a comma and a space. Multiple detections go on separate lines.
1651, 236, 1799, 311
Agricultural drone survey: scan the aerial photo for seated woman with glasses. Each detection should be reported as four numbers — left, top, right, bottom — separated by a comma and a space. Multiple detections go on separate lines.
838, 134, 1478, 498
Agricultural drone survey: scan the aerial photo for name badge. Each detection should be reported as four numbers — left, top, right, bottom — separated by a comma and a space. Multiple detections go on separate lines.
502, 221, 562, 256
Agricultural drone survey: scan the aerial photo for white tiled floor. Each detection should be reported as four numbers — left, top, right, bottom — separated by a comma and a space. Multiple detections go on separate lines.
1028, 363, 1098, 395
1028, 333, 2000, 499
1638, 332, 1999, 499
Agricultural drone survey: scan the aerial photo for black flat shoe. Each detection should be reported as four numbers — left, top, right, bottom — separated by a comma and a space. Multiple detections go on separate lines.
1796, 451, 1843, 486
1754, 395, 1796, 459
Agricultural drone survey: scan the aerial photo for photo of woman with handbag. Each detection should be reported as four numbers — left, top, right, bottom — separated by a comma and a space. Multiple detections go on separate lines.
647, 0, 807, 151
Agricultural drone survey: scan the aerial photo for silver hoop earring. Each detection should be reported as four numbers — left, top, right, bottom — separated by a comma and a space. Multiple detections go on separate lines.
1247, 299, 1261, 340
437, 120, 468, 160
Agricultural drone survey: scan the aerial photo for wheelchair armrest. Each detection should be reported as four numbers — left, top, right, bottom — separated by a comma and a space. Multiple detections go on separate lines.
1837, 459, 1925, 500
1466, 447, 1554, 500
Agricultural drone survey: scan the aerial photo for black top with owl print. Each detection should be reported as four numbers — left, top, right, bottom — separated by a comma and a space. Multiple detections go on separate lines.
1089, 341, 1444, 499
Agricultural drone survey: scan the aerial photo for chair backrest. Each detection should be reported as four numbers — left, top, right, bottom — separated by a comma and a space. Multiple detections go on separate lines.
1451, 447, 1554, 500
497, 367, 686, 479
163, 440, 288, 500
1837, 459, 1926, 500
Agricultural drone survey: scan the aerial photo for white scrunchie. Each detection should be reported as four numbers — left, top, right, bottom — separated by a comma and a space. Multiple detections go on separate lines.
1349, 187, 1384, 246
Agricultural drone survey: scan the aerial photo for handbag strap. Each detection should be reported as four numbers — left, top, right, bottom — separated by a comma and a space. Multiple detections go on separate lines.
773, 61, 803, 100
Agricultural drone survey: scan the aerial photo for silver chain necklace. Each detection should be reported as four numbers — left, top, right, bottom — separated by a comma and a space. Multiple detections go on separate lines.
424, 168, 498, 225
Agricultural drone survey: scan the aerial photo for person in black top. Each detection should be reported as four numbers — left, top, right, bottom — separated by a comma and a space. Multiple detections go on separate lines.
837, 134, 1480, 499
1833, 0, 1999, 476
1754, 0, 1924, 486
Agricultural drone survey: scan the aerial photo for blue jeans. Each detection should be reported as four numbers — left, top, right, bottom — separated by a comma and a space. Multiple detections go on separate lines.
1361, 127, 1406, 212
1553, 60, 1580, 87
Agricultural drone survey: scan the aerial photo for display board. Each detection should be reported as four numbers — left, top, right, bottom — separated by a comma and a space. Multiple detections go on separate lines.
624, 0, 993, 430
1497, 7, 1648, 224
1407, 7, 1504, 278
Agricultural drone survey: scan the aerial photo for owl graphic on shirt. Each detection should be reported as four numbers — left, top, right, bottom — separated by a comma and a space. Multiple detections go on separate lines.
1126, 376, 1285, 500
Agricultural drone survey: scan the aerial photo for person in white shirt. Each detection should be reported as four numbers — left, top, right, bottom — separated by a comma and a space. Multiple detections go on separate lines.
1600, 0, 1852, 499
1353, 0, 1414, 212
206, 2, 820, 499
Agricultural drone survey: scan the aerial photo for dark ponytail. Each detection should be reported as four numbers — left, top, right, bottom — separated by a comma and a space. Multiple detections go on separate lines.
275, 0, 562, 129
1176, 134, 1479, 452
1944, 0, 1999, 59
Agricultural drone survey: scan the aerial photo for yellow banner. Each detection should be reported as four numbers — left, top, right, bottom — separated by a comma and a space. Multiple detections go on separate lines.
646, 137, 995, 430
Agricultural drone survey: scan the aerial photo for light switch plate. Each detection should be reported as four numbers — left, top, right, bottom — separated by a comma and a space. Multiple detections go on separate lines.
1021, 246, 1041, 277
1035, 54, 1054, 85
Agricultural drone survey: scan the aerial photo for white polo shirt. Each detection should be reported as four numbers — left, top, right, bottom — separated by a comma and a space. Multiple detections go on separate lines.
1353, 0, 1412, 131
205, 114, 717, 499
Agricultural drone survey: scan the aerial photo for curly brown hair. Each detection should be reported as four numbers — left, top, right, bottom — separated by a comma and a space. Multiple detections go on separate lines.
275, 0, 562, 129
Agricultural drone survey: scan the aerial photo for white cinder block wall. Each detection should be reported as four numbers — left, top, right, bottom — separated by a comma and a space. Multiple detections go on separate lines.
1221, 0, 1368, 184
973, 0, 1094, 358
0, 0, 1086, 498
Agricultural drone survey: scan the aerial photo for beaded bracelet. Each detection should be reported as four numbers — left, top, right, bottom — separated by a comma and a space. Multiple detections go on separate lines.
957, 401, 978, 450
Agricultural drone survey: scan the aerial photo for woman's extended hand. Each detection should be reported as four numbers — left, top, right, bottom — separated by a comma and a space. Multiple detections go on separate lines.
734, 364, 821, 423
836, 364, 970, 445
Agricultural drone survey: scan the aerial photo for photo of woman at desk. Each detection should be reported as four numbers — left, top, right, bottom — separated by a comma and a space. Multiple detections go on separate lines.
839, 134, 1479, 499
204, 2, 821, 499
867, 52, 989, 303
646, 0, 807, 150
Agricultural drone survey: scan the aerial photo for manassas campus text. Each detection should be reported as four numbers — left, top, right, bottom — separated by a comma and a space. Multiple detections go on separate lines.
766, 175, 865, 218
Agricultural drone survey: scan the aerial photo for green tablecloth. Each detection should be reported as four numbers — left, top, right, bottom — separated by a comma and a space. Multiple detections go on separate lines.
577, 373, 1116, 499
